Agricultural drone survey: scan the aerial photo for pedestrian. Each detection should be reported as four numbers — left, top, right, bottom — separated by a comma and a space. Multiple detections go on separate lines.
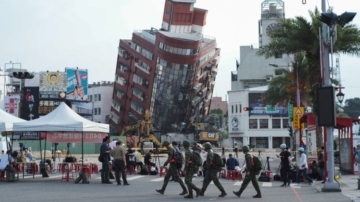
100, 136, 113, 184
226, 154, 239, 170
277, 143, 291, 187
295, 148, 315, 187
192, 142, 198, 152
233, 145, 261, 198
111, 141, 129, 186
156, 141, 187, 195
183, 140, 201, 198
234, 147, 238, 159
355, 143, 360, 180
222, 147, 225, 156
170, 141, 181, 182
199, 143, 227, 197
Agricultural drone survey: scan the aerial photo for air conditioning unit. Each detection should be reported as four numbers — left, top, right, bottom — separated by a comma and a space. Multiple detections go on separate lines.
266, 76, 273, 82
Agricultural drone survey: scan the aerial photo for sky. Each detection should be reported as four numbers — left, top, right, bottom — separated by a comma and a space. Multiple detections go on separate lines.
1, 0, 360, 102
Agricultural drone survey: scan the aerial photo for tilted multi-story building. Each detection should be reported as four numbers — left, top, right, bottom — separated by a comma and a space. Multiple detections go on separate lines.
110, 0, 220, 134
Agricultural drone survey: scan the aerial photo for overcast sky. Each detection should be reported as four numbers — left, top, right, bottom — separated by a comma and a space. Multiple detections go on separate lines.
1, 0, 360, 102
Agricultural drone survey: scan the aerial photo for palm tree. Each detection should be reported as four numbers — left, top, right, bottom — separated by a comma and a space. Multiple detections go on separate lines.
264, 52, 311, 106
257, 8, 360, 148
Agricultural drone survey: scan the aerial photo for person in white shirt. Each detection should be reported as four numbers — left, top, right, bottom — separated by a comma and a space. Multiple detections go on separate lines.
295, 148, 314, 186
0, 150, 15, 171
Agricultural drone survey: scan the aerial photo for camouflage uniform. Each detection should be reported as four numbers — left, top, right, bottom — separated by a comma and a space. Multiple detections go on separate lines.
234, 152, 261, 198
157, 147, 187, 195
184, 148, 200, 198
200, 151, 226, 197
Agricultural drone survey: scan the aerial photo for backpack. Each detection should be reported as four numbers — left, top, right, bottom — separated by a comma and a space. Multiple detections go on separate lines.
192, 151, 203, 167
251, 155, 263, 174
174, 151, 184, 169
212, 153, 223, 167
140, 165, 148, 175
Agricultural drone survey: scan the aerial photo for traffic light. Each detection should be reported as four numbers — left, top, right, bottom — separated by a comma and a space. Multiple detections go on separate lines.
288, 127, 293, 137
320, 12, 357, 28
338, 12, 357, 28
243, 107, 253, 111
12, 72, 34, 79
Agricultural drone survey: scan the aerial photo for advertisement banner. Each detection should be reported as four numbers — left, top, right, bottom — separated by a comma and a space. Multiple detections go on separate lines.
46, 132, 107, 143
21, 132, 46, 140
39, 72, 67, 99
4, 95, 21, 117
38, 100, 63, 115
248, 93, 288, 115
66, 68, 88, 100
22, 87, 40, 120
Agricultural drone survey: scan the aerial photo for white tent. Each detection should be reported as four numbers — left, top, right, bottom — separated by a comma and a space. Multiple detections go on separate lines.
13, 102, 109, 133
0, 109, 26, 131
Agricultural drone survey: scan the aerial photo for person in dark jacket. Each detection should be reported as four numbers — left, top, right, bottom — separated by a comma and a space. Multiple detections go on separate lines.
100, 136, 113, 184
226, 154, 239, 170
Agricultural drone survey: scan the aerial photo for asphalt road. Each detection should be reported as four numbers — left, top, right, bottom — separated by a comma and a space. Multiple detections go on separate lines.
0, 153, 352, 202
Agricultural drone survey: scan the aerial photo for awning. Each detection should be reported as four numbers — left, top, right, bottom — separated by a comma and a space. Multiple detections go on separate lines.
132, 87, 142, 95
112, 98, 122, 106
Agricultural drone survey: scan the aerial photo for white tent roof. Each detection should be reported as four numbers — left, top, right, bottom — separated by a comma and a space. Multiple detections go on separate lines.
13, 102, 109, 133
0, 109, 26, 132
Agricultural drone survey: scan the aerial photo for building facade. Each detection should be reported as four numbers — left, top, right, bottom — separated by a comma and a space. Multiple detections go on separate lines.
210, 96, 228, 115
110, 0, 220, 134
89, 81, 114, 124
228, 86, 290, 151
228, 0, 292, 151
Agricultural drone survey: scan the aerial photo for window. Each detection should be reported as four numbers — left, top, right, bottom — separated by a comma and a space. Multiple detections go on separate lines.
239, 104, 242, 113
133, 74, 143, 85
260, 119, 268, 129
272, 137, 283, 148
131, 101, 144, 114
232, 105, 234, 114
89, 95, 92, 102
94, 94, 98, 101
98, 108, 101, 115
98, 94, 101, 101
272, 119, 281, 129
178, 93, 183, 100
235, 105, 238, 113
282, 119, 289, 128
249, 119, 258, 129
275, 53, 282, 59
94, 108, 97, 115
256, 137, 268, 148
159, 42, 164, 49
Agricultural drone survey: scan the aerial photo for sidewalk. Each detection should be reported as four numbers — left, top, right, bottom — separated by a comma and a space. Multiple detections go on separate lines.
338, 172, 360, 202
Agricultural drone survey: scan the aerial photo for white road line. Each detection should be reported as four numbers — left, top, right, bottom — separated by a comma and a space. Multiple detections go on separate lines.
234, 181, 243, 186
23, 175, 42, 179
48, 175, 62, 179
269, 159, 274, 162
290, 184, 301, 189
262, 182, 272, 187
151, 178, 164, 182
127, 176, 145, 181
210, 182, 214, 184
95, 177, 101, 180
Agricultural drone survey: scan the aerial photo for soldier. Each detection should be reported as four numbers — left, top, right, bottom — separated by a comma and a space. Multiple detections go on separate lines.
156, 141, 188, 195
233, 145, 262, 198
183, 140, 201, 199
199, 143, 227, 197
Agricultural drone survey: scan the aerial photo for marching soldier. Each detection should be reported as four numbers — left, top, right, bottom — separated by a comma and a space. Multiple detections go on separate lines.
199, 143, 227, 197
156, 141, 188, 195
233, 145, 262, 198
183, 140, 201, 199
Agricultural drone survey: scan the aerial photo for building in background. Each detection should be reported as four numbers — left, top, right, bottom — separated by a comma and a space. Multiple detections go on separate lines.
89, 81, 113, 124
210, 96, 228, 115
110, 0, 220, 134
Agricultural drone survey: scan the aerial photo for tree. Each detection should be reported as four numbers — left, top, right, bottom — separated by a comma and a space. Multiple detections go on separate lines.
263, 52, 311, 106
343, 98, 360, 118
257, 7, 360, 148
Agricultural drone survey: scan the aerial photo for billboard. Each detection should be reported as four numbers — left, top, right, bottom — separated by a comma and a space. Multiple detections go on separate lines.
38, 100, 62, 115
22, 87, 40, 120
66, 68, 88, 100
248, 93, 288, 115
4, 95, 21, 117
39, 72, 67, 99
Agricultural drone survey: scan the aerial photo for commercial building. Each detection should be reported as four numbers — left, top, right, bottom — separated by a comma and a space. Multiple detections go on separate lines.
210, 96, 228, 115
110, 0, 220, 134
89, 81, 114, 124
228, 0, 292, 151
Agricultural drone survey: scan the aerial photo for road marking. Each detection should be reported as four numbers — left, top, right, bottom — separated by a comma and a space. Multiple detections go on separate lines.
210, 182, 214, 184
290, 184, 301, 189
262, 182, 272, 187
234, 181, 243, 186
48, 175, 62, 179
127, 176, 144, 181
269, 159, 274, 162
95, 177, 101, 180
151, 178, 164, 182
291, 186, 304, 202
23, 175, 42, 179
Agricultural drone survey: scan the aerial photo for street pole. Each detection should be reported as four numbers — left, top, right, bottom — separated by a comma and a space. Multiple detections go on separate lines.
321, 0, 341, 192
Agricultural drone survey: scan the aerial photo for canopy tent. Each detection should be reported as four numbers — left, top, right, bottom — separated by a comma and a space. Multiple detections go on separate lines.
0, 109, 26, 132
13, 102, 109, 133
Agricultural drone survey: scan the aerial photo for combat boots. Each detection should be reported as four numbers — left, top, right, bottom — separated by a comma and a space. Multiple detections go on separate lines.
156, 189, 165, 195
218, 190, 227, 197
195, 188, 201, 197
179, 185, 188, 195
253, 193, 262, 198
233, 190, 243, 197
184, 191, 193, 199
199, 188, 204, 196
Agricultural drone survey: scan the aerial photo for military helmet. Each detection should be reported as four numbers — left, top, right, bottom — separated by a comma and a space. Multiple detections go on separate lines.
298, 147, 304, 152
242, 145, 249, 151
183, 140, 190, 147
204, 142, 212, 149
280, 143, 287, 149
162, 140, 170, 147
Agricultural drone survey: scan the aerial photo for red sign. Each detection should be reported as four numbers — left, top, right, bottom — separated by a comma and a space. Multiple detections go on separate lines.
46, 132, 108, 143
5, 98, 18, 113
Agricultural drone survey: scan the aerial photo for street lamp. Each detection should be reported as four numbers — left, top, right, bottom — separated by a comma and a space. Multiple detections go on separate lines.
336, 91, 345, 104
